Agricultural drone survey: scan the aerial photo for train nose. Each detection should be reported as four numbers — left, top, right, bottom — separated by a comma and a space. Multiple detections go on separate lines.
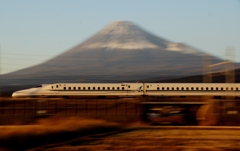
12, 92, 17, 98
12, 90, 26, 98
12, 91, 20, 98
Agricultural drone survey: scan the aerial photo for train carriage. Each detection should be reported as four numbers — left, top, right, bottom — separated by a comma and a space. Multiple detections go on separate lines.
12, 83, 143, 98
12, 83, 240, 98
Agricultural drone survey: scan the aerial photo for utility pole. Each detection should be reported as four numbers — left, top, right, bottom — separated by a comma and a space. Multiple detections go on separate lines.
202, 48, 236, 125
225, 47, 235, 84
202, 48, 235, 84
0, 43, 1, 97
202, 54, 212, 83
225, 47, 235, 124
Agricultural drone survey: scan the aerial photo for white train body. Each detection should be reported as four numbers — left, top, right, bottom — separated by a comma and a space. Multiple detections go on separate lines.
12, 83, 240, 98
146, 83, 240, 96
12, 83, 143, 98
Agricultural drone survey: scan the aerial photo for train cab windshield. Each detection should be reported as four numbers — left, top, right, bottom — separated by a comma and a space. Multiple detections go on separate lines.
34, 85, 43, 88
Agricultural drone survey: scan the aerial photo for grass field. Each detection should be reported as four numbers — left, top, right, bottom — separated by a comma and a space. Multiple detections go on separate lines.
0, 117, 122, 151
1, 121, 240, 151
36, 127, 240, 151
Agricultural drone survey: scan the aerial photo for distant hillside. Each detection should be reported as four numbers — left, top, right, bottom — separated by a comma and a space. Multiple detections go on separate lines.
1, 21, 231, 86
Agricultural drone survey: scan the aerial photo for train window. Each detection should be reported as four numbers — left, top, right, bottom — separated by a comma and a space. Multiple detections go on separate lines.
172, 87, 174, 90
117, 87, 120, 90
112, 87, 115, 90
176, 87, 179, 90
122, 87, 125, 90
181, 87, 184, 90
206, 87, 208, 90
191, 87, 194, 90
128, 85, 130, 88
78, 87, 81, 90
107, 87, 110, 90
88, 87, 90, 90
162, 87, 165, 90
73, 87, 76, 90
83, 87, 85, 90
216, 87, 218, 90
102, 87, 105, 90
167, 87, 169, 90
68, 87, 71, 90
64, 87, 66, 90
196, 87, 199, 90
93, 87, 95, 90
186, 87, 189, 90
98, 87, 100, 90
157, 87, 159, 90
211, 87, 214, 90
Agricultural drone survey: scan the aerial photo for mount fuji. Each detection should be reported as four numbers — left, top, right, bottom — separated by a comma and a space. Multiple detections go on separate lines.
2, 21, 225, 85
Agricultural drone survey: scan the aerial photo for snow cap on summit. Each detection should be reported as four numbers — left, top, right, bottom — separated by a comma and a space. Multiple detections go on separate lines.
81, 20, 169, 50
69, 20, 204, 55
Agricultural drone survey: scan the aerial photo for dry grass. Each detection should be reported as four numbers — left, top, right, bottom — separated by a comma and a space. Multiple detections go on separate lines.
0, 117, 239, 151
0, 117, 121, 151
39, 145, 236, 151
42, 128, 240, 151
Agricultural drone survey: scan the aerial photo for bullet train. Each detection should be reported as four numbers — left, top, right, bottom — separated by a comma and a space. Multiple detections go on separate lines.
11, 83, 240, 98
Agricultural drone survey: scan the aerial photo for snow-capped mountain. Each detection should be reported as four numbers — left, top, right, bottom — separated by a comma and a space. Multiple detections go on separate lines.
81, 21, 167, 50
66, 21, 202, 53
1, 21, 225, 85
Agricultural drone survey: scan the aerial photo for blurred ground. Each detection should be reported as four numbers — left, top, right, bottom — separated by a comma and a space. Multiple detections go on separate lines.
1, 98, 240, 151
43, 127, 240, 151
1, 117, 240, 151
0, 117, 121, 151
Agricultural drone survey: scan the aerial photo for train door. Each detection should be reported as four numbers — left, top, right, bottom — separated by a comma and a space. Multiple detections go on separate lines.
143, 83, 147, 96
126, 84, 130, 95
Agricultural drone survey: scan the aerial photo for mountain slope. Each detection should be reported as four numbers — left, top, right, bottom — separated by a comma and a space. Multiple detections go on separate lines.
1, 21, 226, 85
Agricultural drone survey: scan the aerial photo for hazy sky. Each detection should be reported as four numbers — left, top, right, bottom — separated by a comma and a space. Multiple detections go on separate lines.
1, 0, 240, 74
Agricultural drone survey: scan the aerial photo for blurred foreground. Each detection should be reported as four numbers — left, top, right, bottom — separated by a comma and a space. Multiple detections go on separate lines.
0, 117, 121, 151
1, 118, 240, 151
1, 98, 240, 150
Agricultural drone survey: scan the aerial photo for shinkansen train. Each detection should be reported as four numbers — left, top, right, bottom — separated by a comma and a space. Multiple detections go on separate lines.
11, 83, 240, 98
